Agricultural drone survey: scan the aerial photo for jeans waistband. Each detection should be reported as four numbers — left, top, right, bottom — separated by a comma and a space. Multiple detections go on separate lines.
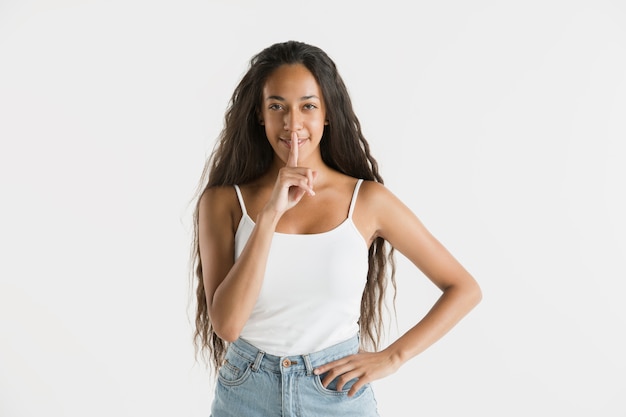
229, 335, 360, 376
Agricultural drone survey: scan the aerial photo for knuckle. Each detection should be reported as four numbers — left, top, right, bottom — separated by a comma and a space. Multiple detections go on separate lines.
337, 374, 350, 385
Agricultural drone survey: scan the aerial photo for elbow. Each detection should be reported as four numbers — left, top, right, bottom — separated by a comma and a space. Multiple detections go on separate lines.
216, 329, 240, 344
448, 279, 482, 311
211, 318, 243, 343
443, 277, 482, 308
207, 293, 251, 342
207, 298, 245, 342
469, 281, 483, 308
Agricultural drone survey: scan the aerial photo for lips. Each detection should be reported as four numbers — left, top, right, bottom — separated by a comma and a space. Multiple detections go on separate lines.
280, 137, 306, 147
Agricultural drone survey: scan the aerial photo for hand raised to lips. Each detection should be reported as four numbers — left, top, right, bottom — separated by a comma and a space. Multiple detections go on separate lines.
284, 131, 316, 198
287, 131, 298, 168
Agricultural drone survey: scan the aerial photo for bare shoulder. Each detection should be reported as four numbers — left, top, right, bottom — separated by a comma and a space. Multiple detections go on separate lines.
198, 186, 242, 233
357, 180, 403, 209
199, 185, 237, 211
352, 180, 408, 245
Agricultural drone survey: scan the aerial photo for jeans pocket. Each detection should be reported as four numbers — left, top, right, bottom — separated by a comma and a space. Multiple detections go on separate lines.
217, 351, 253, 387
313, 372, 368, 399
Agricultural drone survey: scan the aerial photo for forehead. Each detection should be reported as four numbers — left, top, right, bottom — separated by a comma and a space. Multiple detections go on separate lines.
262, 64, 322, 98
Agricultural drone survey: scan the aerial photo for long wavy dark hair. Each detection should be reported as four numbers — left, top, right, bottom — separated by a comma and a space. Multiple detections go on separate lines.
190, 40, 396, 372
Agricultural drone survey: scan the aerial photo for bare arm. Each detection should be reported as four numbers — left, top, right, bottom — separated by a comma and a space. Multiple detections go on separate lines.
198, 132, 316, 342
374, 184, 482, 364
198, 187, 279, 342
316, 181, 482, 395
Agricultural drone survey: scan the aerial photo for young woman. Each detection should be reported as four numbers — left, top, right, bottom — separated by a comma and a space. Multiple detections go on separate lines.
190, 40, 482, 416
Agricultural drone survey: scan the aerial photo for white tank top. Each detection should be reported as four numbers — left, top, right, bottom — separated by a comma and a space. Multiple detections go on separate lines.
233, 179, 369, 356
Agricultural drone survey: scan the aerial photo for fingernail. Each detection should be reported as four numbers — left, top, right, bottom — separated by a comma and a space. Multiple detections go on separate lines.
313, 369, 320, 375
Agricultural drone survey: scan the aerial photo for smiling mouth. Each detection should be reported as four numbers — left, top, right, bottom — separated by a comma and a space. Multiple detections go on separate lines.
280, 138, 306, 146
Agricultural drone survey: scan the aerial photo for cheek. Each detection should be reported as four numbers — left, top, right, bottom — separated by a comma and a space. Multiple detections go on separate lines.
308, 116, 326, 131
261, 111, 273, 124
311, 123, 327, 140
261, 123, 279, 140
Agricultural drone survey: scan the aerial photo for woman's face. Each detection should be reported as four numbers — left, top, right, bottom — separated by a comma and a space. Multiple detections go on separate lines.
260, 63, 327, 166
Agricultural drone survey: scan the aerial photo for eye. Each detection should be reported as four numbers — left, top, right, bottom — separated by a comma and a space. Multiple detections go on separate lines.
303, 103, 318, 110
268, 103, 283, 111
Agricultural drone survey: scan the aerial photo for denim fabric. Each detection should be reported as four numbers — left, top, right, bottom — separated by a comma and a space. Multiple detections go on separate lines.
210, 335, 380, 417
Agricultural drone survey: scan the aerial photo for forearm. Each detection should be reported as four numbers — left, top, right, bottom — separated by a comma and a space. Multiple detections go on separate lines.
209, 209, 280, 341
385, 281, 482, 366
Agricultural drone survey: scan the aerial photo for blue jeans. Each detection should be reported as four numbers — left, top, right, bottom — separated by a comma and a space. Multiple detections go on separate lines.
210, 335, 380, 416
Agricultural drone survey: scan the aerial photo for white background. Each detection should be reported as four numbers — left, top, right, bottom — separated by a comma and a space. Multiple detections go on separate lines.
1, 1, 625, 416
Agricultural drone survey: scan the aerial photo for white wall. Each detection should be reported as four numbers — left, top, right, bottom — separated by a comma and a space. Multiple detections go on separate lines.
1, 1, 624, 416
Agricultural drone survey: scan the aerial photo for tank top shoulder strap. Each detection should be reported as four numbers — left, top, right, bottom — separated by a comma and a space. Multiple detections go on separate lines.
347, 179, 364, 219
233, 185, 248, 216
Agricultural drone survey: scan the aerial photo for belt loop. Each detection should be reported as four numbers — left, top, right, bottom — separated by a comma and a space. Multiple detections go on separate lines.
251, 350, 265, 372
303, 354, 313, 376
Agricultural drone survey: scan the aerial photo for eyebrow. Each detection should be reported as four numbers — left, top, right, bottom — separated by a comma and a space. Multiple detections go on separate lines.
265, 95, 320, 101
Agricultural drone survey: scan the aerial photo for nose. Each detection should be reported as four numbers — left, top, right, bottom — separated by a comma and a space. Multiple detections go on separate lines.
284, 109, 303, 131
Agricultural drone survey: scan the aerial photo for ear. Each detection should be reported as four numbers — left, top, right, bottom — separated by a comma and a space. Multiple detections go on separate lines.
324, 120, 329, 125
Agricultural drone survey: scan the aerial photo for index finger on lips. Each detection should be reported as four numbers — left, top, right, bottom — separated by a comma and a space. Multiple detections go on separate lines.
286, 131, 298, 167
